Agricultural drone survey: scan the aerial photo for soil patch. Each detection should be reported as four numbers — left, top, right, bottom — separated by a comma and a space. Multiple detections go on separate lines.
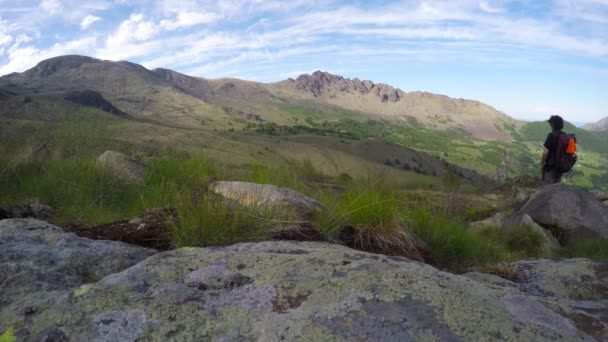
64, 209, 175, 250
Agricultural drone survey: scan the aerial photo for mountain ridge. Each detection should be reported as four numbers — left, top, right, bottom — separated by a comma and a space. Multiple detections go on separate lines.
0, 55, 522, 141
583, 117, 608, 132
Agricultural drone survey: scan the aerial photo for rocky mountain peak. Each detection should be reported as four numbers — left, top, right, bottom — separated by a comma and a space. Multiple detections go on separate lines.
292, 70, 402, 102
28, 55, 100, 78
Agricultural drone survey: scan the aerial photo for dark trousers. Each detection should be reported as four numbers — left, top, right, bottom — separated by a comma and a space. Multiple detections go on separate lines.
542, 169, 563, 186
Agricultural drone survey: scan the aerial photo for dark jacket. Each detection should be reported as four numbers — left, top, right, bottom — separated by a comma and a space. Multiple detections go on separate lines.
543, 129, 562, 172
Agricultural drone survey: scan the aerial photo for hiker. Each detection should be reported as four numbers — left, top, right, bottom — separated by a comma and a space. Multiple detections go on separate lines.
541, 115, 577, 185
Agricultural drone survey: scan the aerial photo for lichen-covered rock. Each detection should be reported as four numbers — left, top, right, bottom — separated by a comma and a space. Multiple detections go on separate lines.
0, 218, 157, 339
509, 184, 608, 243
210, 181, 325, 219
96, 150, 147, 184
2, 219, 607, 341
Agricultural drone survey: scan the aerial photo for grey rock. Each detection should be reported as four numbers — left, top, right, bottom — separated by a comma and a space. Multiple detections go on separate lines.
591, 190, 608, 202
509, 184, 608, 243
210, 181, 325, 219
93, 310, 147, 342
510, 214, 561, 251
470, 212, 508, 230
96, 150, 146, 184
0, 218, 157, 335
0, 200, 52, 220
501, 295, 579, 336
2, 219, 607, 341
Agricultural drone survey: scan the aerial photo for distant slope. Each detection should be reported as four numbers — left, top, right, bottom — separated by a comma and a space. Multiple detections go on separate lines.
583, 117, 608, 132
519, 121, 608, 155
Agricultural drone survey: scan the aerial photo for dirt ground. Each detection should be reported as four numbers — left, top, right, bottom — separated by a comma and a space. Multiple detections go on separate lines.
64, 209, 174, 250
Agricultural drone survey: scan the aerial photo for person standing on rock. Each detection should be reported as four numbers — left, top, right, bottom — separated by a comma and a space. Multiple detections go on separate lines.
541, 115, 571, 185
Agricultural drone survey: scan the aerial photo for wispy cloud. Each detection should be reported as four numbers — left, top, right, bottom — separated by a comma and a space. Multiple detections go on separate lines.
81, 14, 102, 30
0, 0, 606, 121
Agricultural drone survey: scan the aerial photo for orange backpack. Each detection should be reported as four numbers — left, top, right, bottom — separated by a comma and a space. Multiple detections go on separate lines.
557, 133, 577, 173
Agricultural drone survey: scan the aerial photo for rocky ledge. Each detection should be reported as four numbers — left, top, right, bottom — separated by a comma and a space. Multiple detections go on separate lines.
1, 218, 607, 341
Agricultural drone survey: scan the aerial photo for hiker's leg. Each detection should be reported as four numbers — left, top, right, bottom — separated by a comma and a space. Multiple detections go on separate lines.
542, 171, 554, 186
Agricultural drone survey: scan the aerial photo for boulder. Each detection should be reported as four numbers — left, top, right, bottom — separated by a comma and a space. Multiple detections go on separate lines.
0, 200, 52, 220
508, 184, 608, 243
0, 218, 157, 340
209, 181, 325, 219
470, 212, 508, 230
1, 219, 607, 341
509, 214, 561, 251
96, 151, 146, 184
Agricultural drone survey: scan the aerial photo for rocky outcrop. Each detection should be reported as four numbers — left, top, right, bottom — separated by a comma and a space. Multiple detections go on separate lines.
96, 151, 147, 184
1, 218, 606, 341
293, 71, 404, 103
210, 181, 325, 219
583, 117, 608, 132
508, 184, 608, 243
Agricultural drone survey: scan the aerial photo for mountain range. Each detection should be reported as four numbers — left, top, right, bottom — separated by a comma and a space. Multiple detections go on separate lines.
0, 55, 520, 141
1, 55, 606, 190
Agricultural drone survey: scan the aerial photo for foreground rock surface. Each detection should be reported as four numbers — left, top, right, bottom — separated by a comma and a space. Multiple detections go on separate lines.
509, 184, 608, 243
96, 150, 147, 184
1, 219, 607, 341
210, 181, 325, 219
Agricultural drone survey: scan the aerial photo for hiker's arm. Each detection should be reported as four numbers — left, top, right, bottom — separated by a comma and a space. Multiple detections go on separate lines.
541, 148, 549, 169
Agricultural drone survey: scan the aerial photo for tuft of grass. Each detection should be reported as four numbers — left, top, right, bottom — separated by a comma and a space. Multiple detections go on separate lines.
314, 177, 422, 259
244, 159, 325, 196
480, 225, 550, 259
480, 262, 520, 282
167, 189, 268, 248
408, 211, 512, 270
557, 239, 608, 261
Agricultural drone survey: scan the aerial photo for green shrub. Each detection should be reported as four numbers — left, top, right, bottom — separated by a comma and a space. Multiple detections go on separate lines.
408, 211, 511, 270
313, 178, 422, 259
557, 239, 608, 261
481, 226, 549, 259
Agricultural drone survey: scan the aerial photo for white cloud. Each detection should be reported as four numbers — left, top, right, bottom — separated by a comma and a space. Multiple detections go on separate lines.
0, 19, 13, 55
479, 1, 503, 13
159, 11, 220, 30
0, 36, 97, 76
81, 14, 102, 30
39, 0, 63, 14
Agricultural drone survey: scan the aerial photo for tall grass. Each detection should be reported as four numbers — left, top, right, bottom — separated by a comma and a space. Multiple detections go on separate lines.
0, 121, 227, 224
557, 239, 608, 261
244, 159, 324, 196
167, 189, 268, 247
408, 211, 512, 270
314, 176, 423, 259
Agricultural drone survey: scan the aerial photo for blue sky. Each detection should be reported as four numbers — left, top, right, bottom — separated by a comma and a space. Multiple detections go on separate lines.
0, 0, 607, 123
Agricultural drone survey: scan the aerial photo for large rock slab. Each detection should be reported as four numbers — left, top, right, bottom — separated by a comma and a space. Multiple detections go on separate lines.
509, 184, 608, 243
2, 219, 607, 341
96, 150, 147, 184
0, 218, 157, 341
210, 181, 325, 219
